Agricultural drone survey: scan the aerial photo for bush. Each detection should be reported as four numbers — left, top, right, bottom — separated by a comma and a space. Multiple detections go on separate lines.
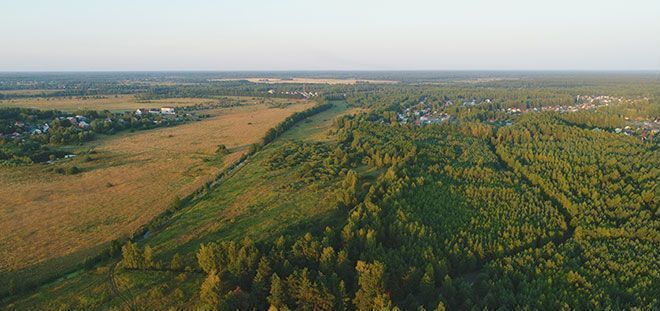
66, 166, 81, 175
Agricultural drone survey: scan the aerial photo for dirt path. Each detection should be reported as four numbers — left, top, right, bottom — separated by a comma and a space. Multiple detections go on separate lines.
108, 261, 135, 311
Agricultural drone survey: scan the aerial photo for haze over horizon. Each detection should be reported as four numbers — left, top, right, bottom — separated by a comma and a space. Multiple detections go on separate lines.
2, 0, 659, 71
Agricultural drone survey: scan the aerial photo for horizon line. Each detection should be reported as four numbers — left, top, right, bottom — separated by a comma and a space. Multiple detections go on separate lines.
1, 69, 659, 73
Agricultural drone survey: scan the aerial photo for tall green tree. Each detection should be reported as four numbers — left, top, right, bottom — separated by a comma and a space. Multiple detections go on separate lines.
353, 261, 390, 311
199, 270, 222, 310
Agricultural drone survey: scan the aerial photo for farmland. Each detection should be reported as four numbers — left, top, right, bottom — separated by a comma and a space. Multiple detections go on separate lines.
0, 98, 312, 288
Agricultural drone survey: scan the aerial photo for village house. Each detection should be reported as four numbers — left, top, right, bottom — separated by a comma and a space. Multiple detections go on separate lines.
78, 121, 90, 129
160, 107, 176, 115
135, 108, 149, 116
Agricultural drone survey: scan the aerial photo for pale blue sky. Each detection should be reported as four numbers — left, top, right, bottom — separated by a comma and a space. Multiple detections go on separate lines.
2, 0, 659, 71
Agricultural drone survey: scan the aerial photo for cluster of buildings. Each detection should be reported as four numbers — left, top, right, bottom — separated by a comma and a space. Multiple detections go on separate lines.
63, 115, 91, 129
3, 107, 180, 140
397, 103, 452, 125
609, 121, 660, 141
135, 107, 176, 116
576, 95, 632, 105
502, 103, 607, 115
3, 114, 97, 140
267, 89, 319, 98
4, 121, 49, 139
6, 119, 54, 139
462, 99, 492, 106
503, 95, 646, 115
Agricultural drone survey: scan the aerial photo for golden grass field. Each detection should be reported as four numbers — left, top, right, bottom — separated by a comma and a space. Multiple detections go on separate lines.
0, 99, 312, 272
212, 77, 398, 84
0, 94, 215, 112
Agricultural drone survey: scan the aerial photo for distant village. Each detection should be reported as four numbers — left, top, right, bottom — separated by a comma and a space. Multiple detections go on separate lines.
397, 101, 452, 125
500, 95, 658, 140
2, 106, 183, 140
267, 89, 319, 99
135, 106, 177, 116
393, 95, 658, 142
592, 121, 659, 142
501, 95, 641, 114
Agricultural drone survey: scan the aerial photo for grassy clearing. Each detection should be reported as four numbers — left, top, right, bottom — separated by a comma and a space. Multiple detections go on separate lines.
0, 99, 312, 276
279, 100, 362, 142
144, 141, 340, 260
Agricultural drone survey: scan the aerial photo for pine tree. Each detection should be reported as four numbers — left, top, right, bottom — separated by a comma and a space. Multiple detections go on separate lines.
170, 253, 184, 271
143, 245, 154, 268
251, 257, 273, 308
197, 243, 218, 274
121, 241, 143, 269
268, 273, 288, 309
353, 261, 388, 311
199, 270, 222, 310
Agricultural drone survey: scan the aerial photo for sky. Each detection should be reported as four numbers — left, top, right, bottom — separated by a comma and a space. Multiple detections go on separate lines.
1, 0, 659, 71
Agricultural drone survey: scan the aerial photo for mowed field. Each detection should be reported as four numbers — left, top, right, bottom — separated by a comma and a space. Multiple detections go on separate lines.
0, 94, 215, 112
0, 99, 313, 274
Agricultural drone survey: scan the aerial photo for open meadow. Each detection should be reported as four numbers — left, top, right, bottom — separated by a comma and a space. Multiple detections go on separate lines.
0, 98, 312, 282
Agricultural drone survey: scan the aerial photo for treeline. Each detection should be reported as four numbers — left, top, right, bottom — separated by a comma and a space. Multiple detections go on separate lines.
267, 141, 344, 184
261, 103, 333, 145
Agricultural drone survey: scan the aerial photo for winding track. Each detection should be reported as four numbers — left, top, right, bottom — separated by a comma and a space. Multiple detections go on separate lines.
108, 260, 135, 311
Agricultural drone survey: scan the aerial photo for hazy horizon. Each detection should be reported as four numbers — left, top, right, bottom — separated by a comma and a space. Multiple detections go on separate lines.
3, 0, 659, 71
